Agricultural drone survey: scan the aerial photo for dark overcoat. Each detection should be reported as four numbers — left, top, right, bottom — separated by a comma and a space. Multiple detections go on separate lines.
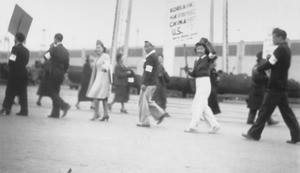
247, 64, 268, 110
112, 63, 132, 103
44, 44, 69, 94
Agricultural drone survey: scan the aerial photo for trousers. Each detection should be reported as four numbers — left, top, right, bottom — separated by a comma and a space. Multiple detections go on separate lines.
2, 78, 28, 113
138, 85, 165, 125
189, 77, 219, 129
248, 90, 300, 140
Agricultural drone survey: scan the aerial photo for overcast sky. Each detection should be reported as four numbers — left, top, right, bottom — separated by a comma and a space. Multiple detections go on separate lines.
0, 0, 299, 51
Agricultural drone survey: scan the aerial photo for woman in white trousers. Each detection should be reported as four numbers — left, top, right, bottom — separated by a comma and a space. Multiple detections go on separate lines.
184, 38, 220, 133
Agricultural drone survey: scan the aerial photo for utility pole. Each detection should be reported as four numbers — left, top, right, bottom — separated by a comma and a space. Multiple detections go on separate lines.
111, 0, 122, 73
123, 0, 133, 61
210, 0, 214, 43
135, 28, 139, 47
222, 0, 229, 72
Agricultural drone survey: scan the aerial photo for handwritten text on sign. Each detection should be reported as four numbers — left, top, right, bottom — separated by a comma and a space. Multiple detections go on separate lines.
168, 0, 199, 43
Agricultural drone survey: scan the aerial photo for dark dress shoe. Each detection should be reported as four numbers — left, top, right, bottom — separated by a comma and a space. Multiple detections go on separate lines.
164, 113, 170, 117
286, 139, 300, 144
120, 109, 128, 114
157, 114, 166, 125
16, 112, 28, 116
48, 115, 59, 118
242, 133, 259, 141
136, 123, 150, 128
0, 108, 10, 116
61, 105, 71, 117
268, 120, 279, 126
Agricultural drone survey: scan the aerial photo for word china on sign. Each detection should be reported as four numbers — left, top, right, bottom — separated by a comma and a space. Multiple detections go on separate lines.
167, 0, 199, 44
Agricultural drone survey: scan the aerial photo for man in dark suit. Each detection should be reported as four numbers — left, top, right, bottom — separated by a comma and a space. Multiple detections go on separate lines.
0, 32, 29, 116
45, 33, 70, 118
242, 28, 300, 144
137, 41, 166, 127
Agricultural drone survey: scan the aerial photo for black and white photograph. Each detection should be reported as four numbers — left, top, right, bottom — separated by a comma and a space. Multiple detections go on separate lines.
0, 0, 299, 172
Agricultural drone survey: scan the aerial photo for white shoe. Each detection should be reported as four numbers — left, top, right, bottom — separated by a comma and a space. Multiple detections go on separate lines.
209, 125, 220, 134
184, 128, 198, 133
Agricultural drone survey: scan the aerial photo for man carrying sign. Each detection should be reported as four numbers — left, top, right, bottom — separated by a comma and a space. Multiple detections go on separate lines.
0, 33, 30, 116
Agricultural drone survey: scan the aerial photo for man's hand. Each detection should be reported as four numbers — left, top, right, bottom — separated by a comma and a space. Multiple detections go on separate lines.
141, 84, 146, 92
184, 66, 189, 73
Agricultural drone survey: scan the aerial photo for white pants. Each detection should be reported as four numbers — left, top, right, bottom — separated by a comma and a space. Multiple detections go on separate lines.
138, 86, 165, 125
189, 77, 219, 129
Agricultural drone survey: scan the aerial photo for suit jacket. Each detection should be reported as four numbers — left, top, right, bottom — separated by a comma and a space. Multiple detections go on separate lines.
142, 51, 158, 86
48, 43, 70, 82
8, 43, 29, 79
44, 43, 69, 94
188, 55, 213, 78
257, 42, 290, 91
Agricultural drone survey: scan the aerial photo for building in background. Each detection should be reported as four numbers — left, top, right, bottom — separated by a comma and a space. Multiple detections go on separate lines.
1, 40, 300, 81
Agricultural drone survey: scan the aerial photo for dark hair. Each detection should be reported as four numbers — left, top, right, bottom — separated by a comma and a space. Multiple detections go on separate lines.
116, 53, 123, 62
194, 42, 209, 55
272, 28, 287, 40
256, 51, 263, 62
144, 40, 153, 47
96, 40, 107, 53
15, 32, 25, 42
85, 55, 90, 63
157, 53, 164, 58
54, 33, 63, 42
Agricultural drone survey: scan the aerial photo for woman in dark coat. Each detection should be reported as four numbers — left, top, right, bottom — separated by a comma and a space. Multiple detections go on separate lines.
152, 54, 170, 116
108, 53, 133, 113
246, 52, 279, 125
75, 55, 93, 109
36, 43, 55, 106
208, 61, 221, 115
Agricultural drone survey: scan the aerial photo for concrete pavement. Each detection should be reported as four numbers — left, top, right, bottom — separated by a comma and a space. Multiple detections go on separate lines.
0, 85, 300, 173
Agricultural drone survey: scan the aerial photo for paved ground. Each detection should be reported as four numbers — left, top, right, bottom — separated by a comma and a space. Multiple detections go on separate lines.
0, 85, 300, 173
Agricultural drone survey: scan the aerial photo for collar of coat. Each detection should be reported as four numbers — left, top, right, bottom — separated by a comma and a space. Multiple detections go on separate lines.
145, 50, 156, 58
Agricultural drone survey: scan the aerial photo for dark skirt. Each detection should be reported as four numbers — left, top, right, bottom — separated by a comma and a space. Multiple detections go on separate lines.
78, 80, 92, 102
37, 72, 50, 96
113, 85, 129, 103
208, 88, 221, 115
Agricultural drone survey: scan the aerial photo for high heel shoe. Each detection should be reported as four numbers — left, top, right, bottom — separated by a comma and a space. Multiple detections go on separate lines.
99, 116, 109, 121
90, 115, 100, 121
36, 101, 41, 106
75, 103, 80, 110
120, 109, 128, 114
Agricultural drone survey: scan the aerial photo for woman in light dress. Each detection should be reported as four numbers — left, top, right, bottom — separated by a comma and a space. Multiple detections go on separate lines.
86, 40, 111, 121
